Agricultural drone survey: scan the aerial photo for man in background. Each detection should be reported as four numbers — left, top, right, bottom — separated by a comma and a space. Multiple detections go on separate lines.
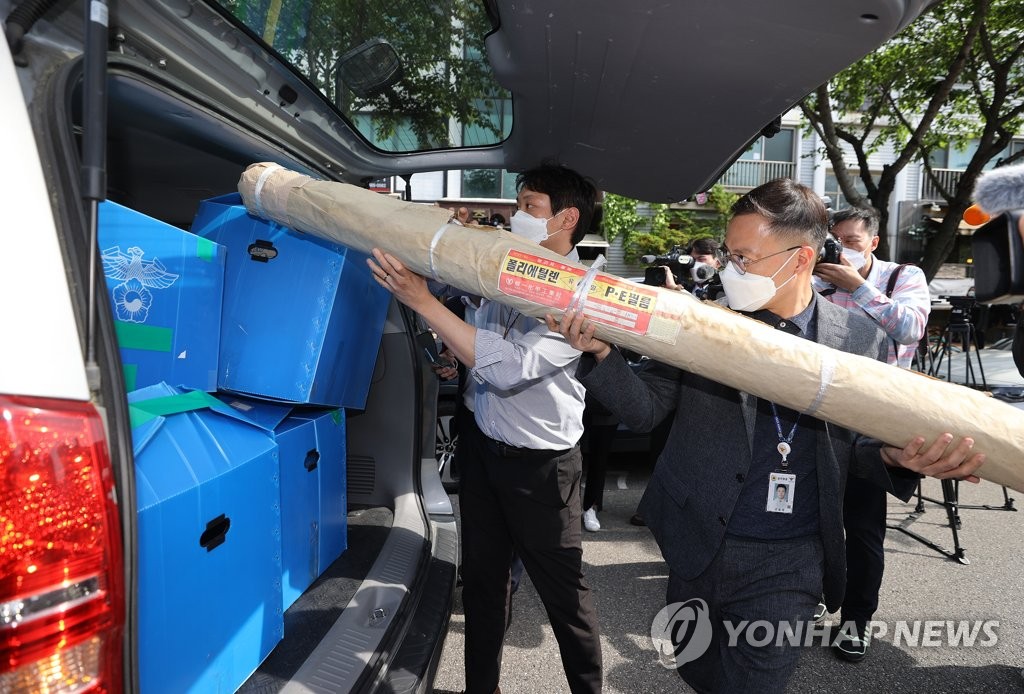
814, 205, 931, 662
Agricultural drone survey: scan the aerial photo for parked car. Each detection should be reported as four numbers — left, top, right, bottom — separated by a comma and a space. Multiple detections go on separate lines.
1, 0, 932, 691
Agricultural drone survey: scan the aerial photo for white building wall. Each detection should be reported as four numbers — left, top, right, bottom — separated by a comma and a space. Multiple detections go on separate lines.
799, 129, 817, 189
905, 163, 922, 200
394, 171, 446, 201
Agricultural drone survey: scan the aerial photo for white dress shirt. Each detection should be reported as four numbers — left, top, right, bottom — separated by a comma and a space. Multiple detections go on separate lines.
469, 251, 586, 450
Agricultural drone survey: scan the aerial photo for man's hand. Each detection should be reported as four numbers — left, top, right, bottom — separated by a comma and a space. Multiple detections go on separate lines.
881, 433, 985, 483
432, 348, 459, 381
368, 249, 433, 312
813, 256, 865, 292
662, 266, 682, 291
544, 309, 612, 361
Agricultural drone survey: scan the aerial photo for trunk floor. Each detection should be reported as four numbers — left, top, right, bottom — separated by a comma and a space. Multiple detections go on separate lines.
239, 505, 394, 691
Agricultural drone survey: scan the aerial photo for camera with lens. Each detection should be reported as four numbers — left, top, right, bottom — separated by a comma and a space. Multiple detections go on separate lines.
817, 232, 843, 265
642, 246, 719, 286
946, 295, 979, 327
641, 245, 722, 298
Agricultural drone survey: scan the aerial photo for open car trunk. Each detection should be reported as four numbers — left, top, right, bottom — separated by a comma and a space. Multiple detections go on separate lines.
24, 46, 456, 693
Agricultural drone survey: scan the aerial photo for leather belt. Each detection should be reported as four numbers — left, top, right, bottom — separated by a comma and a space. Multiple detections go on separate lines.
482, 434, 570, 459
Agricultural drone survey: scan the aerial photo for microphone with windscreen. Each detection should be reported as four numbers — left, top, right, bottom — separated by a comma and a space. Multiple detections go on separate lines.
969, 163, 1024, 304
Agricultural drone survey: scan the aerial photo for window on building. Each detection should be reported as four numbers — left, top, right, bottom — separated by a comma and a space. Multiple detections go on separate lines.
351, 113, 425, 150
460, 97, 516, 198
462, 169, 518, 199
738, 128, 795, 162
719, 128, 797, 188
823, 170, 870, 212
929, 139, 1024, 171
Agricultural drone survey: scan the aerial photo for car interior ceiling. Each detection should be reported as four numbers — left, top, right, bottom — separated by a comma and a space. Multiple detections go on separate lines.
100, 73, 315, 231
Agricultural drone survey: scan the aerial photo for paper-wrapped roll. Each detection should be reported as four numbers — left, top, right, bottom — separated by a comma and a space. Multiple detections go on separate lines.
238, 162, 1024, 492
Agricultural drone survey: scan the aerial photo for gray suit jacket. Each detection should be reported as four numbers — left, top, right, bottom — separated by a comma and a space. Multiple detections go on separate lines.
580, 298, 919, 611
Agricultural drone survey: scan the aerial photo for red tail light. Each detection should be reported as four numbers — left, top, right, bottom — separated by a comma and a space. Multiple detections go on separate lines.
1, 395, 124, 693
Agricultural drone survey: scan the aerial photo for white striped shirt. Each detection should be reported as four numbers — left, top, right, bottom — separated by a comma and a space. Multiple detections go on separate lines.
821, 256, 931, 367
470, 292, 586, 450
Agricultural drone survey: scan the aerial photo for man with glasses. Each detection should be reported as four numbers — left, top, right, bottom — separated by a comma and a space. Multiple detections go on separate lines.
548, 178, 984, 693
813, 205, 931, 663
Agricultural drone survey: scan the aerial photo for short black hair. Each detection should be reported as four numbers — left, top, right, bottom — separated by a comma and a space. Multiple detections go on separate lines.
731, 178, 828, 251
689, 237, 721, 256
516, 165, 598, 246
831, 206, 881, 237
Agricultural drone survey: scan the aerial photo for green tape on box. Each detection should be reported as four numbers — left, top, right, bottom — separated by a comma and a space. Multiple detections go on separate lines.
123, 364, 138, 392
196, 236, 217, 262
330, 409, 342, 426
115, 321, 173, 352
129, 390, 224, 429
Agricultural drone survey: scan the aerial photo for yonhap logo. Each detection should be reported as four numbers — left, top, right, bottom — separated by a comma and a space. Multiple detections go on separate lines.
650, 599, 713, 668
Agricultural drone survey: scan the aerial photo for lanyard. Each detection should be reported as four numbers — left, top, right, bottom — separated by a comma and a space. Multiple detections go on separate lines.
502, 308, 520, 339
769, 401, 800, 468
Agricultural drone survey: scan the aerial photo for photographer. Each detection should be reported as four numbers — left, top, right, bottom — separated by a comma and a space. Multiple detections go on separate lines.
813, 205, 931, 663
643, 237, 723, 299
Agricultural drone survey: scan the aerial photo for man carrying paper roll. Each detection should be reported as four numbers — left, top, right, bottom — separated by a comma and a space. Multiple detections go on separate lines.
368, 165, 602, 694
547, 178, 984, 694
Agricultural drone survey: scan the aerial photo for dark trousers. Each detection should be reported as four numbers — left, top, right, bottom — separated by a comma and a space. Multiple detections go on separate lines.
668, 535, 823, 694
840, 475, 888, 627
459, 419, 602, 694
582, 422, 616, 512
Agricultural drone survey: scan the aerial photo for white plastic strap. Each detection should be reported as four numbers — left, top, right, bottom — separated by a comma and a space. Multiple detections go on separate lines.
566, 254, 608, 314
804, 353, 837, 416
428, 223, 450, 280
252, 164, 282, 220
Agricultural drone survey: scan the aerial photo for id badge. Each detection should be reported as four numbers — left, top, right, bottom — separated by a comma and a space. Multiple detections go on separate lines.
766, 472, 796, 514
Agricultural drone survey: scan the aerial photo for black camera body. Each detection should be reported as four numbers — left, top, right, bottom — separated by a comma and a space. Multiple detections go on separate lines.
972, 210, 1024, 304
817, 232, 843, 265
641, 245, 723, 299
946, 295, 979, 327
642, 246, 694, 287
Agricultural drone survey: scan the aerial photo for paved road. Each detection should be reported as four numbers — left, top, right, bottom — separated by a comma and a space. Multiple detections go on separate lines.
432, 458, 1024, 694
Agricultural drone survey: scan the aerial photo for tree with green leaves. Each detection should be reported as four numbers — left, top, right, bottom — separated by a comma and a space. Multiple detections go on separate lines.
228, 0, 504, 150
602, 186, 736, 263
800, 0, 1023, 280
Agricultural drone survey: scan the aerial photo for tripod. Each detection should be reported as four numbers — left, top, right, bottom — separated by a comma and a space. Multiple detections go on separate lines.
890, 298, 1018, 562
928, 298, 987, 389
887, 479, 1016, 565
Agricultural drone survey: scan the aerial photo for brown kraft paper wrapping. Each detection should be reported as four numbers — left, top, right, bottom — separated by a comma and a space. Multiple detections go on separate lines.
238, 162, 1024, 492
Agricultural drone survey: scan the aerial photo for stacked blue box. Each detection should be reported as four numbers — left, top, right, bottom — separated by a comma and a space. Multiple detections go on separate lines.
192, 193, 390, 408
217, 395, 348, 610
99, 200, 225, 392
129, 383, 282, 694
288, 408, 348, 577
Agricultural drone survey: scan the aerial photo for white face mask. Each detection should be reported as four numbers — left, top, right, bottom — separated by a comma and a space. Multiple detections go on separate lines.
510, 209, 564, 244
719, 249, 800, 312
841, 246, 867, 270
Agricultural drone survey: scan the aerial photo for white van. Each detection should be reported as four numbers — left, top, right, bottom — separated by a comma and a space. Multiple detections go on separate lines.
0, 1, 930, 691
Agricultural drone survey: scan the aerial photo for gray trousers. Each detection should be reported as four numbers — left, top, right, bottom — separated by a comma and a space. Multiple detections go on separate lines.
667, 535, 824, 694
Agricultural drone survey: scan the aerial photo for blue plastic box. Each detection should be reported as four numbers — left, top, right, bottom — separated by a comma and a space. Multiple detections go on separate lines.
217, 395, 348, 610
192, 194, 390, 408
99, 200, 225, 392
129, 383, 282, 694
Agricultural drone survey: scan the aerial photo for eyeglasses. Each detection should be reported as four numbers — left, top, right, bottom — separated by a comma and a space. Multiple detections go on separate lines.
722, 245, 802, 275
